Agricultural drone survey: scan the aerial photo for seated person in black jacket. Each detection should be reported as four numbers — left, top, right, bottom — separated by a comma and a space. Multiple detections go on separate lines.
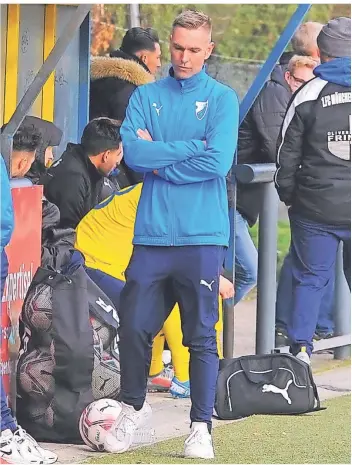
42, 118, 123, 229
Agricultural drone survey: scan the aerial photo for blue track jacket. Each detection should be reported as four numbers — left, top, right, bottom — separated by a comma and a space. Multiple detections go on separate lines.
121, 66, 239, 246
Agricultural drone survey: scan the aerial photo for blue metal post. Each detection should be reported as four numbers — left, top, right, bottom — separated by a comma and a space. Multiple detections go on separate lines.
78, 12, 91, 139
240, 4, 311, 122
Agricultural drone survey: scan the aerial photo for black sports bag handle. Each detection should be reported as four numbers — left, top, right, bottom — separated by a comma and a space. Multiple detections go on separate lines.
238, 355, 285, 384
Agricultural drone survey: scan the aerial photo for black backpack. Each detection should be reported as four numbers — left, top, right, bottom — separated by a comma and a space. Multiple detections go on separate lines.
215, 353, 324, 420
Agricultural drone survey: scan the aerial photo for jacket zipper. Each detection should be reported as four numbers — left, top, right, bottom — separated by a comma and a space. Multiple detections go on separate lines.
170, 87, 184, 246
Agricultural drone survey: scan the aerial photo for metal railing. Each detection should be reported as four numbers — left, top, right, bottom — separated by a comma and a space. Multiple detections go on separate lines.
223, 163, 351, 359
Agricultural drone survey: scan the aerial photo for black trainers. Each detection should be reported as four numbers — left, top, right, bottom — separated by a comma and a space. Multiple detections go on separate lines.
313, 332, 334, 341
275, 328, 290, 347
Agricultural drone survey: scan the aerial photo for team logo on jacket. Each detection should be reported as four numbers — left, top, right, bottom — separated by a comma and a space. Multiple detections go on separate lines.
195, 101, 208, 120
327, 129, 351, 161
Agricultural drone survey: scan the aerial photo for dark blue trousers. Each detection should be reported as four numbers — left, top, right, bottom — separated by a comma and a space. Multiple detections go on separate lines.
69, 251, 125, 311
276, 249, 335, 335
85, 267, 125, 311
288, 212, 351, 356
119, 245, 225, 426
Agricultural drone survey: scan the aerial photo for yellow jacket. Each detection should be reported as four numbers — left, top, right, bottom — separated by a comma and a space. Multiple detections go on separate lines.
75, 183, 142, 281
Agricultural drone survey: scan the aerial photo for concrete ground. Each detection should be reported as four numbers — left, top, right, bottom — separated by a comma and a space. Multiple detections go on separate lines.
43, 299, 351, 464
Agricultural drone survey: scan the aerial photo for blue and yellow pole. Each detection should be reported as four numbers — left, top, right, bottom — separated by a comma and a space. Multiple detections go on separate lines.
42, 4, 56, 121
4, 4, 20, 123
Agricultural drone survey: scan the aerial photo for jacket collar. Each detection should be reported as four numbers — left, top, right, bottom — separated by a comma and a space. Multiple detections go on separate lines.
168, 65, 208, 92
67, 143, 103, 182
314, 57, 351, 87
110, 49, 150, 72
90, 56, 154, 87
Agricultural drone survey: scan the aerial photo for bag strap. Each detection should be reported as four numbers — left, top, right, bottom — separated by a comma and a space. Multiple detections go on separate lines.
308, 366, 327, 412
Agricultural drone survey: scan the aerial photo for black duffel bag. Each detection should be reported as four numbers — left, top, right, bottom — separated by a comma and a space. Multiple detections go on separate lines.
215, 353, 324, 420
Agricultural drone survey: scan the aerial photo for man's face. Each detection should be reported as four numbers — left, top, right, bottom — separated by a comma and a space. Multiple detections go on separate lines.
11, 150, 36, 177
99, 143, 123, 176
142, 43, 162, 76
169, 26, 214, 79
285, 66, 315, 93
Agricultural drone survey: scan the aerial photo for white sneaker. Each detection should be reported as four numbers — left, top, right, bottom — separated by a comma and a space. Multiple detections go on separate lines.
0, 428, 57, 464
15, 426, 58, 464
184, 422, 214, 459
296, 347, 311, 365
104, 401, 153, 453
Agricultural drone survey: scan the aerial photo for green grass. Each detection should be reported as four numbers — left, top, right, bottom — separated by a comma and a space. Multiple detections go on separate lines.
85, 395, 351, 464
250, 220, 291, 273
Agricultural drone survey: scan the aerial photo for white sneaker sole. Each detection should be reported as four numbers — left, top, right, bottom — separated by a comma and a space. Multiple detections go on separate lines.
104, 427, 155, 453
184, 450, 215, 460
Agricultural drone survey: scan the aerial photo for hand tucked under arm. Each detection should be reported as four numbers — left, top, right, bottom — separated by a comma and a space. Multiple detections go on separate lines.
121, 89, 205, 172
154, 90, 239, 184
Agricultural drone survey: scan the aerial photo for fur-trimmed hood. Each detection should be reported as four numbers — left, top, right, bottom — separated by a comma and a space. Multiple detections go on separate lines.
90, 56, 154, 86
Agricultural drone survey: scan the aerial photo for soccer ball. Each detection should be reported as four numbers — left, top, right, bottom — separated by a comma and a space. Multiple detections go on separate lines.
23, 284, 53, 332
79, 399, 122, 451
92, 350, 121, 400
18, 348, 55, 399
90, 316, 114, 349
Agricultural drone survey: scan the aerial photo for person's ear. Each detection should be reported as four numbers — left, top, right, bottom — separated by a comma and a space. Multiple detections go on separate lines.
102, 150, 109, 163
169, 34, 172, 51
205, 41, 215, 60
284, 70, 290, 84
19, 157, 28, 171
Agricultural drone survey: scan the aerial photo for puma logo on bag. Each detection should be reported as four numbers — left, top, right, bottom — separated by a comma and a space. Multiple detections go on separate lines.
262, 379, 293, 404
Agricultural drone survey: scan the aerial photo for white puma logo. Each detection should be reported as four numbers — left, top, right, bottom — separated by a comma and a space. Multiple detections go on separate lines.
152, 103, 162, 116
262, 379, 293, 404
200, 279, 215, 291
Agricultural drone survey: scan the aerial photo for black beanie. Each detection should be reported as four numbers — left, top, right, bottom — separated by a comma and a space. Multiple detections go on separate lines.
317, 17, 351, 58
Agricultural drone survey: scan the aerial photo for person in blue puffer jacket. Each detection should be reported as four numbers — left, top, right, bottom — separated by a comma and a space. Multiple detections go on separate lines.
103, 10, 239, 460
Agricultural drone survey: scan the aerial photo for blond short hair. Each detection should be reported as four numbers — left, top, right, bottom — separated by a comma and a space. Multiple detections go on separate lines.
291, 21, 323, 55
288, 55, 317, 74
172, 10, 212, 34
